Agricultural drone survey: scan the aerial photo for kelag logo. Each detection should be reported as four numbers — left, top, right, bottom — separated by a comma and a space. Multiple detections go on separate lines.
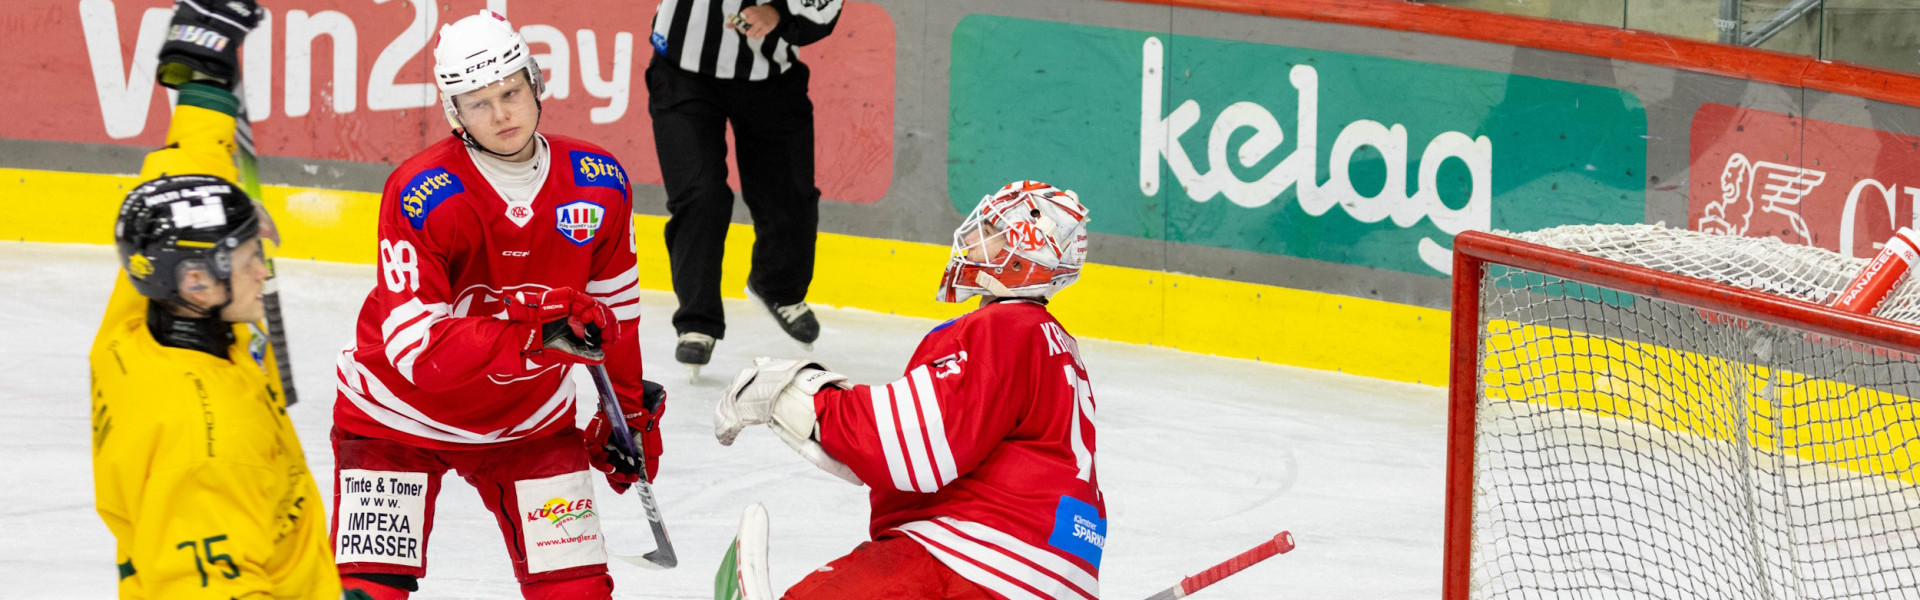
949, 16, 1647, 277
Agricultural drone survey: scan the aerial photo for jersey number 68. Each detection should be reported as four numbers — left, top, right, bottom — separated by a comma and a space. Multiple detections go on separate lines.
380, 239, 419, 293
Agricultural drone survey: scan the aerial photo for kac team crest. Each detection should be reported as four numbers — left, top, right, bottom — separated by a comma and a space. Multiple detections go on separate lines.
555, 201, 605, 246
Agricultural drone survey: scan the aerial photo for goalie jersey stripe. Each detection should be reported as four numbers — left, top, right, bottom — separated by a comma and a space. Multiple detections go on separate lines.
869, 369, 960, 493
898, 518, 1098, 600
892, 370, 941, 492
815, 301, 1105, 596
910, 365, 961, 486
868, 382, 916, 492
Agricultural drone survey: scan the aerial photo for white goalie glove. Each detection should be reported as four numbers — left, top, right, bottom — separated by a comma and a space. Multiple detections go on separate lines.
715, 357, 861, 485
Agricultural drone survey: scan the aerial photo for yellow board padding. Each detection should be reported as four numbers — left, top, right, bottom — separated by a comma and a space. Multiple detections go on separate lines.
1484, 319, 1920, 486
5, 166, 1451, 384
1, 167, 383, 264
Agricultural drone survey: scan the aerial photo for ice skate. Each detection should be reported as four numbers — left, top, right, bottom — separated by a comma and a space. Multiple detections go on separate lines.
745, 285, 819, 351
675, 332, 714, 382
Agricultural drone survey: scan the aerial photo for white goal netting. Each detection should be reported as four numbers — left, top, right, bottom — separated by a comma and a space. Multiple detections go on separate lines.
1461, 224, 1920, 600
1505, 223, 1920, 325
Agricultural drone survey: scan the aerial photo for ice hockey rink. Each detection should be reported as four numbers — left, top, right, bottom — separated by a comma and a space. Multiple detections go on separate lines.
0, 241, 1447, 599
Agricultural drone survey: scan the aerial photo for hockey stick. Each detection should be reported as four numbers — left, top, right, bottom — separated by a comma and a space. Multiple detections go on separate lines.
232, 80, 299, 407
588, 364, 679, 569
1141, 532, 1295, 600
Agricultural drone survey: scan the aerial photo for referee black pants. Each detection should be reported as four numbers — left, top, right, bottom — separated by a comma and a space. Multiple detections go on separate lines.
647, 55, 820, 340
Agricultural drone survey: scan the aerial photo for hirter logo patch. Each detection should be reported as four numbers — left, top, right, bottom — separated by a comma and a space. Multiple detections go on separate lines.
555, 201, 605, 246
401, 168, 463, 230
571, 150, 629, 201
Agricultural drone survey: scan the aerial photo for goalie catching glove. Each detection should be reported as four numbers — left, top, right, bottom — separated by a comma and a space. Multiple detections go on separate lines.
157, 0, 261, 90
715, 358, 861, 484
586, 379, 665, 494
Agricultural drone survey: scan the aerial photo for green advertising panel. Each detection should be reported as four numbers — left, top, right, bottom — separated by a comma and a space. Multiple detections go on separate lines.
949, 15, 1648, 276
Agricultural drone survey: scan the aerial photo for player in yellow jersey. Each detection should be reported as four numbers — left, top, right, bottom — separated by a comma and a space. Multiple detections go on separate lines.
88, 0, 346, 597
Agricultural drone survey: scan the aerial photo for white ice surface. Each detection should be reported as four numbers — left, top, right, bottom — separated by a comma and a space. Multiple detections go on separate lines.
0, 241, 1446, 599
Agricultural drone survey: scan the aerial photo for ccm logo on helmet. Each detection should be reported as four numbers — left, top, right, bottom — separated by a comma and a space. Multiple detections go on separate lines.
465, 57, 499, 74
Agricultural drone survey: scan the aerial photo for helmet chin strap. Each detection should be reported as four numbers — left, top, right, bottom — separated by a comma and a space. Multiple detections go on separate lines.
975, 271, 1017, 298
170, 278, 235, 320
150, 282, 239, 359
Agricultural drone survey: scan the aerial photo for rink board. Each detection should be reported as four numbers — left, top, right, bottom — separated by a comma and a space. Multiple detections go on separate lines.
1, 165, 1451, 385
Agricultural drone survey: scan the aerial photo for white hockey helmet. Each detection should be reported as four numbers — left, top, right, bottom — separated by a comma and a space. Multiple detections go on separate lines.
937, 181, 1091, 303
433, 10, 543, 133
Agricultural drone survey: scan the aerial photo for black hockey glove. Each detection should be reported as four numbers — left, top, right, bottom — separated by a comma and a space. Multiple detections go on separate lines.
157, 0, 262, 90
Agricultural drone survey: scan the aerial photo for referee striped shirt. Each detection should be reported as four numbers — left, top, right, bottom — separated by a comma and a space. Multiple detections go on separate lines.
649, 0, 844, 81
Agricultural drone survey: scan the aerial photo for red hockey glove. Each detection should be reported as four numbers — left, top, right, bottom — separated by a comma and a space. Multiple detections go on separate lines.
505, 287, 621, 366
586, 379, 665, 493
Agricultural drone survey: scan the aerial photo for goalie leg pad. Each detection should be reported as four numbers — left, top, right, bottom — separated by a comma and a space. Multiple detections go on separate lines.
715, 503, 776, 600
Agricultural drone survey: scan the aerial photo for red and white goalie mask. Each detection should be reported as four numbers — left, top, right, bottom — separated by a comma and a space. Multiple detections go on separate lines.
937, 181, 1091, 303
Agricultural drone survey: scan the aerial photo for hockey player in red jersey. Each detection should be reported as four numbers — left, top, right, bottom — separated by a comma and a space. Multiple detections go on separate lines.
714, 181, 1103, 600
328, 10, 661, 599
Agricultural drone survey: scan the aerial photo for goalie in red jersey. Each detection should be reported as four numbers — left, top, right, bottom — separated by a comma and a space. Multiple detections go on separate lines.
328, 10, 661, 600
714, 181, 1105, 600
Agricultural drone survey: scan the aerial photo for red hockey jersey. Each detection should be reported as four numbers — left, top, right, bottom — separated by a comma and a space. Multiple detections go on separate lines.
816, 299, 1106, 600
334, 135, 648, 452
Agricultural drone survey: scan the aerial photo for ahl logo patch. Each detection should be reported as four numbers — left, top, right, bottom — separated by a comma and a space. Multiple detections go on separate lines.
555, 201, 605, 246
571, 151, 629, 200
401, 168, 464, 229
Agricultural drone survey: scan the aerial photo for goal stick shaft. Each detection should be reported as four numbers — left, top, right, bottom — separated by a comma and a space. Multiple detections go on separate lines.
1141, 531, 1294, 600
589, 364, 678, 569
233, 78, 299, 407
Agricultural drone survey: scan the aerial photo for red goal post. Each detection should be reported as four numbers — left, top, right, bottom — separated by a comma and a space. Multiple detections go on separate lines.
1444, 227, 1920, 600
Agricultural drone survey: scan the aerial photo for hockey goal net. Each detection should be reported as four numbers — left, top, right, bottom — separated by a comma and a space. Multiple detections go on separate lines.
1446, 225, 1920, 600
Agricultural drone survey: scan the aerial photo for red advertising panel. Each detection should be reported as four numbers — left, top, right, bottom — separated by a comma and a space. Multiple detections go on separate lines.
1689, 103, 1920, 258
4, 0, 893, 203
